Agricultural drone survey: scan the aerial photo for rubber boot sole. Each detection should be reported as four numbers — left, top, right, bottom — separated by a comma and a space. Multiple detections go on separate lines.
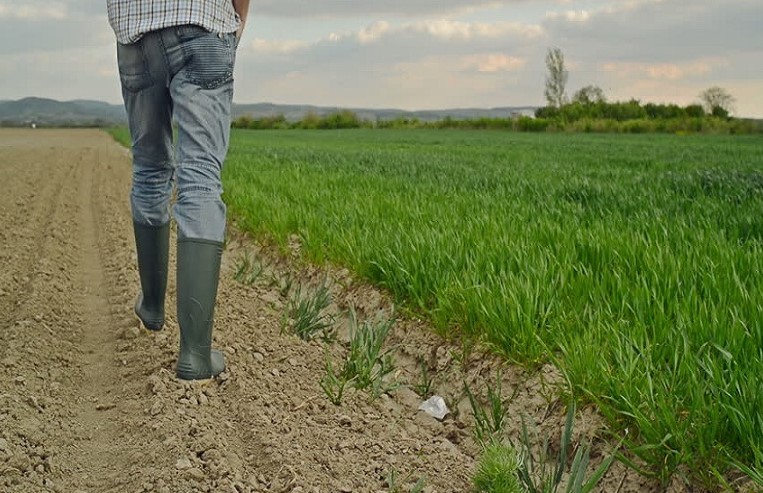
134, 294, 164, 331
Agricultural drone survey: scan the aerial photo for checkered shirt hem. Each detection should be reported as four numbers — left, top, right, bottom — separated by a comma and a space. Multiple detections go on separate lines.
107, 0, 240, 44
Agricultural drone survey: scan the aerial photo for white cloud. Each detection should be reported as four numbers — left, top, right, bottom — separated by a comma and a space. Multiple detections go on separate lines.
601, 59, 724, 81
251, 0, 525, 18
357, 21, 391, 44
466, 54, 527, 72
413, 20, 544, 40
251, 38, 311, 55
244, 18, 544, 55
546, 0, 763, 62
545, 10, 591, 22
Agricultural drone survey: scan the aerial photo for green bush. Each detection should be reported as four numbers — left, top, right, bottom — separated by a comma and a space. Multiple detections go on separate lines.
515, 116, 550, 132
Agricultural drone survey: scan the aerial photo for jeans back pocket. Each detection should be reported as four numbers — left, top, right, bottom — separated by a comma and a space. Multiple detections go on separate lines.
179, 27, 235, 90
117, 42, 154, 93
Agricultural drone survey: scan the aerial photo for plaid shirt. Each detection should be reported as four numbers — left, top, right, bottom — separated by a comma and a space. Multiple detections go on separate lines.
107, 0, 240, 44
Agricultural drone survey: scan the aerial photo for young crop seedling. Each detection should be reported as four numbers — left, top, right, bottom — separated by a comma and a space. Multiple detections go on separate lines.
442, 390, 465, 421
385, 469, 426, 493
465, 370, 515, 447
449, 335, 477, 372
319, 308, 397, 404
473, 441, 523, 493
515, 404, 617, 493
319, 352, 350, 406
411, 357, 434, 398
269, 270, 295, 298
233, 249, 264, 286
286, 281, 336, 341
343, 308, 397, 399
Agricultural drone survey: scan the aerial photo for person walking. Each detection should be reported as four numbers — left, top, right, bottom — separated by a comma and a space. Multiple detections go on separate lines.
107, 0, 251, 381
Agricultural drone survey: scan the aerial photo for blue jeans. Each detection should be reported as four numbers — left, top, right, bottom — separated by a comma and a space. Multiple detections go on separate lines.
117, 25, 237, 242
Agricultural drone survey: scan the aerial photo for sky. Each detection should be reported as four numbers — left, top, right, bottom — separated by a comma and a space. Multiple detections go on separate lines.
0, 0, 761, 117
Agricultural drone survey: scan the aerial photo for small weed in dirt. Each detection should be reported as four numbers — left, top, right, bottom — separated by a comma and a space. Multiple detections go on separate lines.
450, 335, 477, 371
269, 270, 295, 298
516, 404, 617, 493
233, 249, 265, 286
473, 441, 523, 493
285, 281, 336, 341
466, 370, 515, 447
344, 308, 397, 398
320, 308, 397, 404
411, 357, 434, 398
442, 388, 467, 421
385, 469, 427, 493
319, 353, 349, 406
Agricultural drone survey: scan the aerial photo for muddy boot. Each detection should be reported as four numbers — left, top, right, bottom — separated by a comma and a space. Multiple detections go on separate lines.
133, 221, 170, 331
175, 238, 226, 381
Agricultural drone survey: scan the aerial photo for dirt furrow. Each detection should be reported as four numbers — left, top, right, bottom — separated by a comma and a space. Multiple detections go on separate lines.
0, 147, 77, 352
52, 148, 137, 491
0, 132, 171, 492
1, 143, 97, 491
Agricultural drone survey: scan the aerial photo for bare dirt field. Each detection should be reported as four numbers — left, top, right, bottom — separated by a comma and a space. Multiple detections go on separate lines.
0, 129, 669, 492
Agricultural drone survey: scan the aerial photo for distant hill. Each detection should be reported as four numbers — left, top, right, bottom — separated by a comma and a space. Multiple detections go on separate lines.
0, 97, 536, 127
0, 97, 127, 126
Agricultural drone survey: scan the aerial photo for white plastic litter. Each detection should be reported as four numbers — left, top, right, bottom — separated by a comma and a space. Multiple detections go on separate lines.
418, 395, 450, 421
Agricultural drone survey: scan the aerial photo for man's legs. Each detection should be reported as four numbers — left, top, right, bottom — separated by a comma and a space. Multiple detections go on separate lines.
166, 26, 237, 380
117, 33, 174, 331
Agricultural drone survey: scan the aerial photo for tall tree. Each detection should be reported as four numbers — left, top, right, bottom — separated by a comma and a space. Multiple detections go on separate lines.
544, 48, 568, 108
699, 86, 736, 117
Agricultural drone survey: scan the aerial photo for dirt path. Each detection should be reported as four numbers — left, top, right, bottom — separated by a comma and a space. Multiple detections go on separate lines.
0, 129, 663, 493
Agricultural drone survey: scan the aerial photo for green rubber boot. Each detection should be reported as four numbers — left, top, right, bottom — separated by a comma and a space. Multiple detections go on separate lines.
133, 222, 170, 331
176, 238, 226, 381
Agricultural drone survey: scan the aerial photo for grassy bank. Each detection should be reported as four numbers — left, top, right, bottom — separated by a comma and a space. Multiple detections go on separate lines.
221, 129, 763, 487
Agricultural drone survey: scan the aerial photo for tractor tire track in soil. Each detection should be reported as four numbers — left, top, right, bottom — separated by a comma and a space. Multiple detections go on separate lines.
0, 129, 665, 493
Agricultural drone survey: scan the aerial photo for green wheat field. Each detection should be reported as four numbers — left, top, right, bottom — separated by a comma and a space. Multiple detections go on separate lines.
113, 127, 763, 485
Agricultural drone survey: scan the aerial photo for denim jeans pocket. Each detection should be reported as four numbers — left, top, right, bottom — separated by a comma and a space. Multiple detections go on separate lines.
117, 42, 153, 93
179, 27, 235, 90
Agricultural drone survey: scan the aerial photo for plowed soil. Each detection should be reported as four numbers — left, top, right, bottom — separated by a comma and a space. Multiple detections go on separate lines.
0, 129, 676, 493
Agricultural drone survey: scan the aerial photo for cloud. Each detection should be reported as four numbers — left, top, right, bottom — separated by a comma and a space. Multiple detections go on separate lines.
0, 45, 119, 102
0, 16, 114, 54
251, 0, 522, 18
412, 20, 544, 41
0, 1, 68, 19
466, 54, 527, 72
544, 0, 763, 62
236, 17, 541, 110
238, 18, 544, 113
601, 59, 724, 81
357, 21, 391, 44
241, 51, 534, 111
0, 0, 109, 17
244, 18, 543, 57
252, 38, 311, 55
545, 10, 591, 22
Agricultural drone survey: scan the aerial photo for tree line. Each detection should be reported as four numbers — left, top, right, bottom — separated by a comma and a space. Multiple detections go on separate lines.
231, 111, 760, 134
541, 47, 741, 121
